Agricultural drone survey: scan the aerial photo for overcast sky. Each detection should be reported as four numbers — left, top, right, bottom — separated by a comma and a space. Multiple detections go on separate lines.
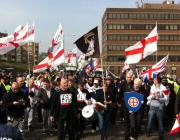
0, 0, 177, 53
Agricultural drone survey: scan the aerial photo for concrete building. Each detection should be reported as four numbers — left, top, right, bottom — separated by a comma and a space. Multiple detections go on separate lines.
102, 0, 180, 78
0, 41, 39, 66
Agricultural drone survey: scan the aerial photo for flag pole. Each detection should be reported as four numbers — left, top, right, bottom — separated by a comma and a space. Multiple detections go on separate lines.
156, 22, 158, 64
100, 55, 107, 104
28, 42, 31, 75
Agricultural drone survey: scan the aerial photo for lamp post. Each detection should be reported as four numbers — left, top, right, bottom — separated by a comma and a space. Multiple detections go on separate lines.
172, 64, 176, 80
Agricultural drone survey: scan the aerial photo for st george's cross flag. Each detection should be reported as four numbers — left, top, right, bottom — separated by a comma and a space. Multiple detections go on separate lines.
51, 24, 63, 47
125, 25, 158, 64
140, 55, 168, 82
48, 24, 63, 60
33, 25, 64, 73
122, 61, 130, 72
0, 24, 30, 55
33, 44, 65, 73
169, 113, 180, 135
25, 24, 35, 42
65, 48, 77, 66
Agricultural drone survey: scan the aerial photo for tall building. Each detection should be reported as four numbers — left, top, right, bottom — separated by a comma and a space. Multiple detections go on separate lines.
102, 0, 180, 78
0, 42, 39, 66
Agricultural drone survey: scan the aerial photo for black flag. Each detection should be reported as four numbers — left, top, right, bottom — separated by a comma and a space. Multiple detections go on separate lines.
74, 27, 100, 58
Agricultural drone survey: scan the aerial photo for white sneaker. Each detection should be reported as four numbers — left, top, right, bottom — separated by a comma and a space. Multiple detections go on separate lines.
129, 137, 136, 140
91, 129, 95, 134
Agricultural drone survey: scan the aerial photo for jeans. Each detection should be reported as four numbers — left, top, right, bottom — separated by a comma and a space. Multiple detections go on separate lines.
96, 110, 104, 130
42, 108, 52, 131
147, 107, 164, 140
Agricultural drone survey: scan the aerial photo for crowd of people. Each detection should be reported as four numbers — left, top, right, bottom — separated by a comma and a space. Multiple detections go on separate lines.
0, 69, 179, 140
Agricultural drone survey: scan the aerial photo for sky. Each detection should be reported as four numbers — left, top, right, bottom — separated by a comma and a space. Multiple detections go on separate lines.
0, 0, 177, 54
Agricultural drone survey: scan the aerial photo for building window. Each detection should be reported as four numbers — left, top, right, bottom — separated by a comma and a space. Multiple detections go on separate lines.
113, 13, 117, 19
108, 13, 113, 19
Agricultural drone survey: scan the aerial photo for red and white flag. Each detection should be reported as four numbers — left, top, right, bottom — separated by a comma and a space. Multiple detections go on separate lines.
122, 61, 130, 72
51, 24, 63, 47
125, 25, 158, 64
25, 24, 35, 42
10, 24, 29, 47
169, 113, 180, 135
0, 35, 14, 55
33, 25, 64, 73
65, 48, 77, 66
33, 45, 65, 73
48, 24, 63, 59
0, 24, 29, 55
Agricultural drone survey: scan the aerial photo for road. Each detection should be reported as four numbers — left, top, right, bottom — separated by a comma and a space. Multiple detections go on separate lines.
24, 113, 180, 140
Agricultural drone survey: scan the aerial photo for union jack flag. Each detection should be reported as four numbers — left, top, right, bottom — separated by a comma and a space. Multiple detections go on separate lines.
85, 59, 94, 76
140, 55, 169, 82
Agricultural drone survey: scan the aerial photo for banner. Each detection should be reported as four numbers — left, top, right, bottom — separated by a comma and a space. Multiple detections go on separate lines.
74, 26, 100, 58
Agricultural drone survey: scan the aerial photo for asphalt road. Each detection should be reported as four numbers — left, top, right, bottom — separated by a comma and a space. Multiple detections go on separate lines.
24, 113, 180, 140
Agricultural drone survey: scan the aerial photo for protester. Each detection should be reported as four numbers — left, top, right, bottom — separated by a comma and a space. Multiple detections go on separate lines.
37, 78, 54, 135
3, 82, 28, 133
175, 87, 180, 117
119, 71, 134, 140
50, 78, 77, 140
146, 75, 169, 140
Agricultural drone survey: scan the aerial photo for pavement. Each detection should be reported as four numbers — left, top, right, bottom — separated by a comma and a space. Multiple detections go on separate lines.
24, 112, 180, 140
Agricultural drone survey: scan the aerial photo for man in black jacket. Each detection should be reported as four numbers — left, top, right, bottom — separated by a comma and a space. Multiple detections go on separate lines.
119, 72, 134, 140
175, 90, 180, 117
3, 82, 28, 133
50, 78, 77, 140
37, 78, 54, 134
0, 78, 7, 124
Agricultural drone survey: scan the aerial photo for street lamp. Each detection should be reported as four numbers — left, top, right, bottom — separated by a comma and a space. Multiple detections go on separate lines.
172, 64, 176, 80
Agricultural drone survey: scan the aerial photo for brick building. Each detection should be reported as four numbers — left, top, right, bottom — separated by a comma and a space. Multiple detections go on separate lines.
102, 0, 180, 78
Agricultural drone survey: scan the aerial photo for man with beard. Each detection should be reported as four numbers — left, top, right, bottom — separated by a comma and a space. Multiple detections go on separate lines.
50, 78, 77, 140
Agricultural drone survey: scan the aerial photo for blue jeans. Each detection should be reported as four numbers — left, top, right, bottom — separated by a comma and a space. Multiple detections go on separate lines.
96, 111, 104, 130
147, 107, 164, 140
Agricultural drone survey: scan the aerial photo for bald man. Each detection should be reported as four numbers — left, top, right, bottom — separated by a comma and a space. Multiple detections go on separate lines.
119, 71, 134, 140
3, 82, 28, 133
50, 78, 77, 140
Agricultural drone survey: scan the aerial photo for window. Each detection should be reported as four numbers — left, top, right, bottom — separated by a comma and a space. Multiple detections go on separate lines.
112, 13, 117, 19
108, 13, 113, 19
